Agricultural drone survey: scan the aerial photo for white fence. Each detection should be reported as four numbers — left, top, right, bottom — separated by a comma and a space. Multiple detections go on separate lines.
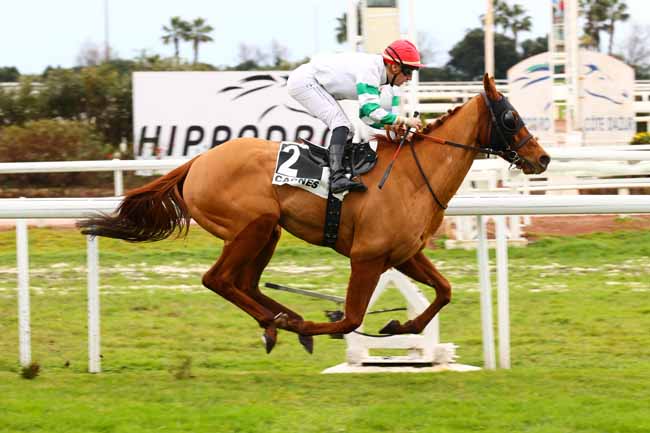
2, 147, 650, 197
3, 194, 650, 373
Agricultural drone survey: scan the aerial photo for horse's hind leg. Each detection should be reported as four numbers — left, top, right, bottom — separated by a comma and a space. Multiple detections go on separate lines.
380, 250, 451, 335
235, 225, 314, 353
201, 214, 282, 352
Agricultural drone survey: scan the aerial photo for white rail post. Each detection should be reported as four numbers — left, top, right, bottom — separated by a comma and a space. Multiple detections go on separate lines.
476, 215, 496, 369
87, 235, 101, 373
113, 158, 124, 196
495, 216, 511, 369
16, 218, 31, 367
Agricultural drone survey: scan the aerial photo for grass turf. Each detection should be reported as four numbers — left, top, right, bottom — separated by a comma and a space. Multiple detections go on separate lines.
0, 226, 649, 432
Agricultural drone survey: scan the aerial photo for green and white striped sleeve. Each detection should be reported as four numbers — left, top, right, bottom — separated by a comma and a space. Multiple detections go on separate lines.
357, 83, 398, 128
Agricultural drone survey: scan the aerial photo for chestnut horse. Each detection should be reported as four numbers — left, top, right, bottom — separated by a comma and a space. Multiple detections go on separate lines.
80, 75, 549, 354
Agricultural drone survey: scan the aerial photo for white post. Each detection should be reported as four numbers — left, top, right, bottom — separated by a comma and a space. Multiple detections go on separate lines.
407, 0, 419, 117
484, 0, 495, 77
347, 0, 359, 52
113, 158, 123, 197
564, 0, 582, 138
16, 219, 31, 367
476, 215, 496, 369
495, 216, 511, 369
87, 235, 101, 373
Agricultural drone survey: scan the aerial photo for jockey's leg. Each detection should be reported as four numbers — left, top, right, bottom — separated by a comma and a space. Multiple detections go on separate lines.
329, 126, 367, 194
380, 251, 452, 335
287, 68, 365, 194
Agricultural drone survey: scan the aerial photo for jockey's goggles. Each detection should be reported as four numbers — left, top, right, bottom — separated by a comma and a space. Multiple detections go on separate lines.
400, 65, 419, 76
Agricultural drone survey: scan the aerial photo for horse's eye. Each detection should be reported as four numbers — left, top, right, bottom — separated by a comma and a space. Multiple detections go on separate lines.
502, 111, 517, 131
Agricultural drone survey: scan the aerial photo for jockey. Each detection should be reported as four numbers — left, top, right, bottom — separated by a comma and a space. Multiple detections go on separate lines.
287, 39, 424, 194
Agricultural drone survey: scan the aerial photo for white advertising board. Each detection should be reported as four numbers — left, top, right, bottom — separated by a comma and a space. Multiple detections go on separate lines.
508, 51, 635, 145
580, 50, 635, 144
132, 71, 329, 159
507, 53, 555, 143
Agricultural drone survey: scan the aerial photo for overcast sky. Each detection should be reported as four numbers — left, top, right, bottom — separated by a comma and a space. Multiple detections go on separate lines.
1, 0, 649, 74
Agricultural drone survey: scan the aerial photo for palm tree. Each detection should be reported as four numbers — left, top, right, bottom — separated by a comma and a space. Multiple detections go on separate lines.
162, 16, 190, 64
493, 0, 512, 34
579, 0, 629, 52
604, 0, 630, 54
334, 8, 361, 45
335, 13, 347, 44
187, 18, 214, 64
509, 4, 532, 50
491, 1, 531, 50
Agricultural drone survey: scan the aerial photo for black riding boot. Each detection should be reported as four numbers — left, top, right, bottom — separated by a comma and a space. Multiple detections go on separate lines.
329, 127, 367, 194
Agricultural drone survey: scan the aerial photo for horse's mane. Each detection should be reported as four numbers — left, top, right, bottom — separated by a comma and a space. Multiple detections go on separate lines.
374, 104, 465, 147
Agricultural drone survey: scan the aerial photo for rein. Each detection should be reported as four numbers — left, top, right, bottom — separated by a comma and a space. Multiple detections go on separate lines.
398, 92, 534, 210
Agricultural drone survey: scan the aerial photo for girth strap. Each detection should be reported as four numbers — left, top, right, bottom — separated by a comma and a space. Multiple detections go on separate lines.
323, 191, 342, 248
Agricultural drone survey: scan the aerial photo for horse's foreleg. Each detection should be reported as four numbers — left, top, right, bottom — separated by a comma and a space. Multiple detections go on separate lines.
283, 256, 386, 336
381, 251, 452, 335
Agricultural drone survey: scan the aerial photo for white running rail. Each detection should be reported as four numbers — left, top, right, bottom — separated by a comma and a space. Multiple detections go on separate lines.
3, 194, 650, 373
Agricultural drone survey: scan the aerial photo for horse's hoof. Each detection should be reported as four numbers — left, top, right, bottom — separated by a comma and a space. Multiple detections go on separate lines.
298, 334, 314, 354
273, 312, 289, 328
379, 319, 401, 335
262, 327, 277, 354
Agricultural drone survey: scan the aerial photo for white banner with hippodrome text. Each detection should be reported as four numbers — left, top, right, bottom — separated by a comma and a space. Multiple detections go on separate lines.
132, 71, 329, 159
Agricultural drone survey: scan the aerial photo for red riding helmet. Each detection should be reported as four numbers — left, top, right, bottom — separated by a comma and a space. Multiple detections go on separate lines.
383, 39, 425, 68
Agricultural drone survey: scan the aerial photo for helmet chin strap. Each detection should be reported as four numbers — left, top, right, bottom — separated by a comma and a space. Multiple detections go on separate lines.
385, 46, 402, 87
389, 69, 398, 86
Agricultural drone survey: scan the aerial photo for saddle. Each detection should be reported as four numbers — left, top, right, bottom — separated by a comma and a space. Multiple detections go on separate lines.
298, 137, 378, 177
272, 138, 378, 248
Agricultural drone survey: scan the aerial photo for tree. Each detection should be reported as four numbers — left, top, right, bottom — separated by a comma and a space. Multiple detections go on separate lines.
580, 0, 606, 49
417, 32, 436, 65
619, 24, 650, 79
509, 4, 532, 49
236, 43, 268, 69
520, 36, 548, 59
579, 0, 629, 53
335, 13, 347, 44
490, 0, 531, 51
270, 39, 289, 68
76, 39, 103, 67
446, 28, 520, 79
161, 16, 190, 64
187, 18, 214, 64
0, 66, 20, 82
334, 9, 362, 44
604, 0, 629, 54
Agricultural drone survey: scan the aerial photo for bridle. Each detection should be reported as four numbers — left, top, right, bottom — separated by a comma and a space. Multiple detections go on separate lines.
405, 92, 534, 210
478, 92, 533, 165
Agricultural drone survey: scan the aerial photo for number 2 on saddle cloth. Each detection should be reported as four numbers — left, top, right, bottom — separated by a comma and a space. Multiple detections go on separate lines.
271, 139, 378, 247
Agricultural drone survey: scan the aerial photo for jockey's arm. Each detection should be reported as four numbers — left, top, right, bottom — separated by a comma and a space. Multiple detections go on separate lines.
356, 81, 421, 132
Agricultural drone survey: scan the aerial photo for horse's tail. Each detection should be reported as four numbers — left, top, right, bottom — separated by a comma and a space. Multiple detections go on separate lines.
78, 157, 198, 242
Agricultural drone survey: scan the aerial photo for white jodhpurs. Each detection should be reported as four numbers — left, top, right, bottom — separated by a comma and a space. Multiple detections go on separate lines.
287, 64, 353, 145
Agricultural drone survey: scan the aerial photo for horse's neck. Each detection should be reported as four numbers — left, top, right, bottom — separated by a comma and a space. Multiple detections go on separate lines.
417, 96, 484, 202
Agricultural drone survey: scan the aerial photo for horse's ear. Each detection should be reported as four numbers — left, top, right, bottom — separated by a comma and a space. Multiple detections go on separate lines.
483, 73, 501, 101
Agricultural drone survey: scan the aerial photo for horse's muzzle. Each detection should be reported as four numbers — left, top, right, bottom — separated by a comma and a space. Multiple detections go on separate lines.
519, 153, 550, 174
538, 154, 551, 172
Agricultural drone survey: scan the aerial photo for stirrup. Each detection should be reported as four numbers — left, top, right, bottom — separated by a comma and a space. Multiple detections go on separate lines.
330, 176, 367, 194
